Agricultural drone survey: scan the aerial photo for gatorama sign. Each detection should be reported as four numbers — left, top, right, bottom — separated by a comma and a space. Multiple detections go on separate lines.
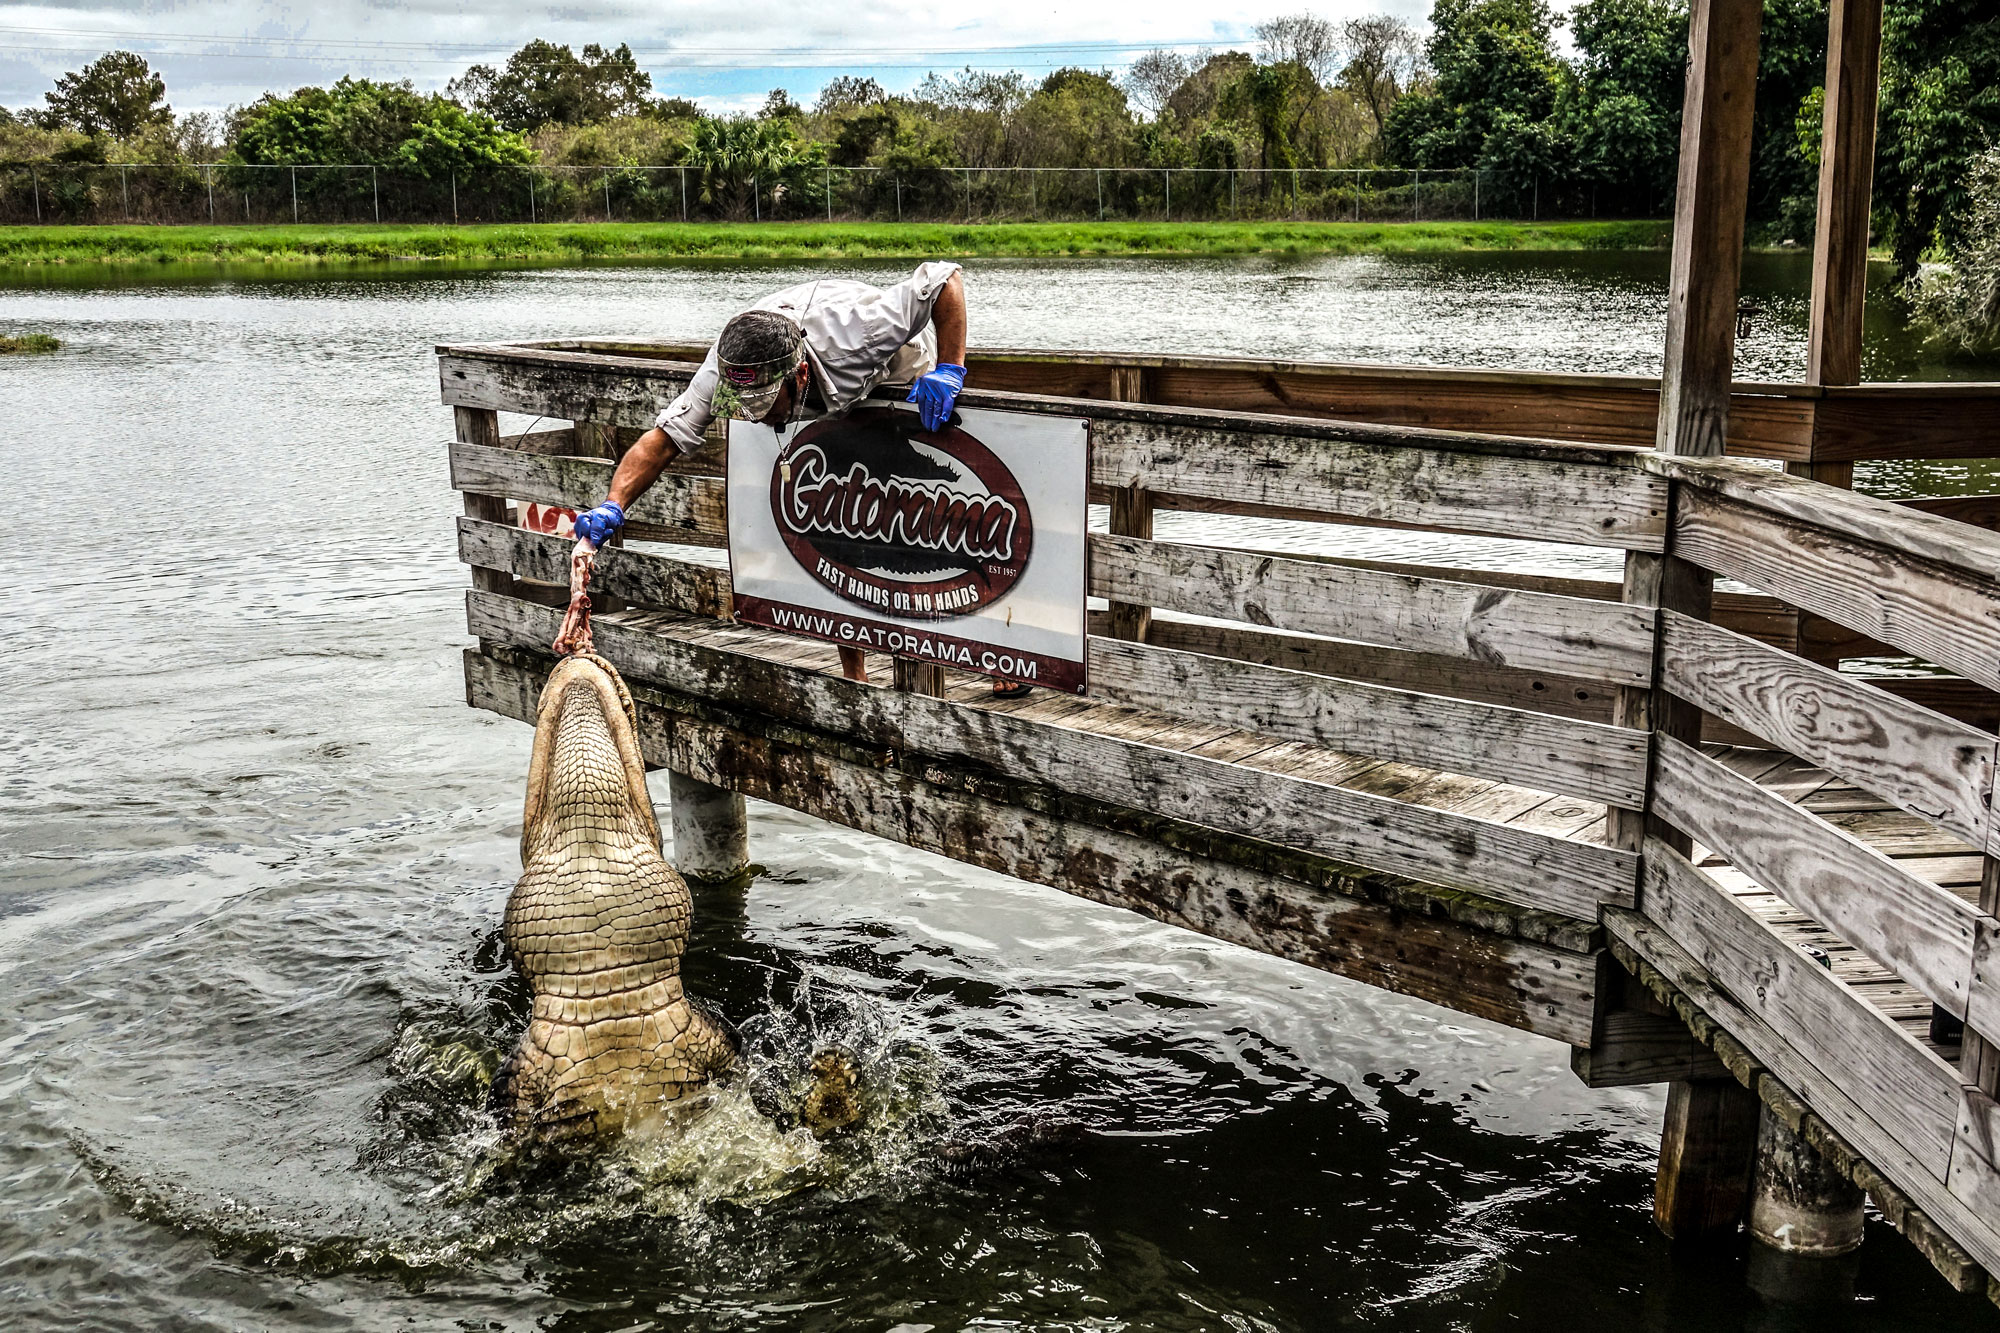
729, 404, 1088, 693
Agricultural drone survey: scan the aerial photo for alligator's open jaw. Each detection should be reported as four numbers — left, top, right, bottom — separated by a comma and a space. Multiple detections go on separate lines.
498, 654, 734, 1142
519, 654, 656, 865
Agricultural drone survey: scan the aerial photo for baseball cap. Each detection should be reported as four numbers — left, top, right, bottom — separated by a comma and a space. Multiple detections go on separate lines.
712, 310, 806, 421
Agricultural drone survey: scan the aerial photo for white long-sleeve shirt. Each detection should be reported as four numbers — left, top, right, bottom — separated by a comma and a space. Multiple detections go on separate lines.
655, 261, 962, 456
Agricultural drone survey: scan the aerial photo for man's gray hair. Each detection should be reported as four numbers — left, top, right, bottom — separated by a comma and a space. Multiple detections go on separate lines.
717, 310, 803, 369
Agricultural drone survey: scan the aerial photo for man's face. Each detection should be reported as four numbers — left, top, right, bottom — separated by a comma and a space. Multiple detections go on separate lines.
757, 362, 809, 427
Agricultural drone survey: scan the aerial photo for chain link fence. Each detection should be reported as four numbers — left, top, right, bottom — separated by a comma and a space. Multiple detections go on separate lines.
0, 162, 1585, 227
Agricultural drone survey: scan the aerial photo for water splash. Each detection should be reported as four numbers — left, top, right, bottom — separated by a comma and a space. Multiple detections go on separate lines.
71, 964, 954, 1283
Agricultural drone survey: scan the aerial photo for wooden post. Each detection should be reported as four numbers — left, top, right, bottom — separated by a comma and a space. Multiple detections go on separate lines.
1105, 367, 1153, 644
1806, 0, 1882, 391
892, 658, 946, 697
1966, 863, 2000, 1098
1643, 0, 1766, 1246
454, 406, 511, 599
1795, 0, 1883, 488
668, 769, 749, 881
1656, 1077, 1761, 1243
1656, 0, 1762, 459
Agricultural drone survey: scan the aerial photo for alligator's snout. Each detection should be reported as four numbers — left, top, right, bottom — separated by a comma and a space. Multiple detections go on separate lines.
498, 654, 735, 1141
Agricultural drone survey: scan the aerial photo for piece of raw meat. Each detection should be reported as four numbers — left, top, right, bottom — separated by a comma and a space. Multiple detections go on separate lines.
551, 538, 596, 656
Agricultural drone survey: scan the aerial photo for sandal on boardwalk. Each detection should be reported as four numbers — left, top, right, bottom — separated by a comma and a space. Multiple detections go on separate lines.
990, 680, 1032, 699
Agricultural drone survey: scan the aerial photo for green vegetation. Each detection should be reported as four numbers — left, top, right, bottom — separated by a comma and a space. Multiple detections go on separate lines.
2, 6, 1992, 272
0, 333, 61, 353
1910, 149, 2000, 354
0, 219, 1670, 270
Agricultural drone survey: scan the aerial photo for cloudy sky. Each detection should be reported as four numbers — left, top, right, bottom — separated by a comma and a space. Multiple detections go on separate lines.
0, 0, 1436, 117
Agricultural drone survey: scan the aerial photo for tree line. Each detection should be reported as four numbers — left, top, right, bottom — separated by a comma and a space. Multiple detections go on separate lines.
1, 5, 1994, 281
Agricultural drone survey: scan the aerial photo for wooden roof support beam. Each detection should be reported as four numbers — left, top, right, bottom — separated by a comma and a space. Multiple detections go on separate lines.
1807, 0, 1884, 391
1646, 0, 1764, 1246
1797, 0, 1883, 488
1657, 0, 1762, 461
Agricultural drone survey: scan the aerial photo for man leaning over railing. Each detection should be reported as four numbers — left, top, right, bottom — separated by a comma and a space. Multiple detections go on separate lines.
568, 261, 1028, 693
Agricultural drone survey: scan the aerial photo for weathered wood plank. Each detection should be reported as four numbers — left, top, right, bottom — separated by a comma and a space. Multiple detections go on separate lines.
1660, 454, 2000, 588
450, 341, 2000, 468
1898, 495, 2000, 533
440, 347, 695, 430
1660, 610, 1999, 851
1672, 486, 2000, 697
499, 426, 578, 455
1639, 841, 1964, 1178
1606, 903, 2000, 1283
1086, 636, 1649, 807
464, 646, 1600, 1042
457, 518, 732, 619
469, 592, 1637, 917
1951, 1086, 2000, 1220
1573, 1007, 1733, 1087
450, 441, 727, 546
1812, 386, 2000, 463
550, 339, 1833, 460
1088, 415, 1667, 551
1138, 618, 1621, 723
1088, 535, 1657, 687
453, 407, 511, 598
1651, 734, 1982, 1022
1105, 480, 1153, 643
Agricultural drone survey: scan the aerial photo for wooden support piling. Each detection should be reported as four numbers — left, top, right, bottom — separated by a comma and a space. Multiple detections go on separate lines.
1656, 1076, 1762, 1243
667, 769, 750, 882
1750, 1100, 1867, 1255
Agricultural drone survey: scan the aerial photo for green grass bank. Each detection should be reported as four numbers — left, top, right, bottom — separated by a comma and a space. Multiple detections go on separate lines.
0, 219, 1671, 269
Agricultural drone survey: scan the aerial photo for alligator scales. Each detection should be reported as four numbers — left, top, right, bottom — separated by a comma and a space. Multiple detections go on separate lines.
498, 653, 734, 1140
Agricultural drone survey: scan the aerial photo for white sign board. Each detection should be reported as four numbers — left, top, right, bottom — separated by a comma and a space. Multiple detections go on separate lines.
728, 403, 1088, 692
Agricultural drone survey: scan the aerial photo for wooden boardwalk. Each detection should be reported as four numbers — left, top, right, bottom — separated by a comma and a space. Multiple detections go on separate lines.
479, 592, 1970, 1062
440, 335, 2000, 1302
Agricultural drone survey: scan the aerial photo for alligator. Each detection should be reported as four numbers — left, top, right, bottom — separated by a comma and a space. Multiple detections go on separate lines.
496, 652, 736, 1141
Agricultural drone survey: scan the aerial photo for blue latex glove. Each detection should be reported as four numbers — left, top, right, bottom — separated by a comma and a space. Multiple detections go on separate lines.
907, 362, 967, 432
572, 501, 625, 548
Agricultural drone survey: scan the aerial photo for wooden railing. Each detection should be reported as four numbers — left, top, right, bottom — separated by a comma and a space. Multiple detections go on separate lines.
510, 339, 2000, 467
440, 339, 2000, 1286
1609, 454, 2000, 1274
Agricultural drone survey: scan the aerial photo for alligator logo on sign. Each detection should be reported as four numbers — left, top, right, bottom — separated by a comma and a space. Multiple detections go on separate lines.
770, 407, 1034, 621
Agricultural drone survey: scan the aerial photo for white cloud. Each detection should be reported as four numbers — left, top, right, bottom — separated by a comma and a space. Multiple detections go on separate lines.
0, 0, 1437, 113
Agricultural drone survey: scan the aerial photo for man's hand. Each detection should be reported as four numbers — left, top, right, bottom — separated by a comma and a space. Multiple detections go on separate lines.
908, 363, 966, 431
572, 501, 625, 548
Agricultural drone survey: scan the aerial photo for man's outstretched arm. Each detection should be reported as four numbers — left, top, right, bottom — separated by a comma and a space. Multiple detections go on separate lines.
606, 427, 679, 510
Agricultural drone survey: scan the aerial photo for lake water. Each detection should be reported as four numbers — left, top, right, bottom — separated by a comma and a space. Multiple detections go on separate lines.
3, 251, 1996, 1332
